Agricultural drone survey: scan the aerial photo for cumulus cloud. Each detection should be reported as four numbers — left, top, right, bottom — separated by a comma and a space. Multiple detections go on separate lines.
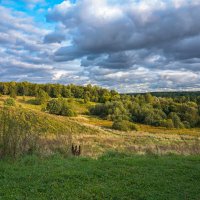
44, 0, 200, 92
0, 5, 83, 84
47, 0, 200, 58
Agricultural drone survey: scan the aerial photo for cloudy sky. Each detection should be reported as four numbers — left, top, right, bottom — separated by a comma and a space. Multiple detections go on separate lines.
0, 0, 200, 93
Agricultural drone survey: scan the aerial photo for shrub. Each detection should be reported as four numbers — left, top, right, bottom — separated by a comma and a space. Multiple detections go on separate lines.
47, 99, 62, 115
61, 101, 76, 117
112, 120, 138, 132
159, 119, 174, 128
35, 89, 50, 105
90, 101, 130, 121
46, 98, 76, 117
4, 98, 15, 106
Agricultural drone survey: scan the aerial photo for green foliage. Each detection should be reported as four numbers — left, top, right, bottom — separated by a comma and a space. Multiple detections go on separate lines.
9, 82, 17, 99
46, 97, 77, 117
144, 93, 154, 103
46, 99, 63, 115
143, 108, 167, 126
168, 112, 185, 129
4, 98, 15, 106
112, 120, 138, 131
0, 81, 200, 129
91, 93, 200, 129
159, 119, 174, 128
83, 91, 90, 103
0, 82, 118, 103
90, 101, 130, 121
35, 89, 50, 105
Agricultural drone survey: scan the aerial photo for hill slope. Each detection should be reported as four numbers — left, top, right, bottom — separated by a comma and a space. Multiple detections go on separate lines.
0, 95, 200, 157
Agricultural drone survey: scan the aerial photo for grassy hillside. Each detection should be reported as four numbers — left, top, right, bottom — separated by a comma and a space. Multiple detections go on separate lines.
0, 153, 200, 200
0, 95, 200, 157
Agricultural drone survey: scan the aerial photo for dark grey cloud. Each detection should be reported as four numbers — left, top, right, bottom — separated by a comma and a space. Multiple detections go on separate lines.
44, 32, 66, 43
47, 0, 200, 61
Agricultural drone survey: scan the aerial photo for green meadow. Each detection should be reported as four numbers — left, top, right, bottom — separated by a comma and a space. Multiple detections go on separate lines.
1, 153, 200, 200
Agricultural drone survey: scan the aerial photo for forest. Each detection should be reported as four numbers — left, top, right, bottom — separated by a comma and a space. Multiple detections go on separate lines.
0, 81, 200, 130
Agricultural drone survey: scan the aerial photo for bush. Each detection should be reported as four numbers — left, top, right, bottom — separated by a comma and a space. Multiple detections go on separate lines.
61, 101, 76, 117
35, 89, 50, 105
159, 119, 174, 128
4, 98, 15, 106
46, 99, 62, 115
46, 98, 76, 117
90, 101, 130, 121
112, 120, 138, 132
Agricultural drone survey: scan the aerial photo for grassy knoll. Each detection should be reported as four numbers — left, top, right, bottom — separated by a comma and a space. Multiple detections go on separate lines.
0, 153, 200, 200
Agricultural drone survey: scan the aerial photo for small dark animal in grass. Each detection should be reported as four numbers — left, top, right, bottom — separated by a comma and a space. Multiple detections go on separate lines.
71, 144, 81, 156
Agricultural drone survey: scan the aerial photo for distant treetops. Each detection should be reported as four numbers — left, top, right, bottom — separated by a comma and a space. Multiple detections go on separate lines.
90, 93, 200, 129
0, 81, 119, 103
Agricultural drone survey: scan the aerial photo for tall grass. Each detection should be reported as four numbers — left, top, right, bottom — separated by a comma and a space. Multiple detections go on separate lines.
0, 107, 41, 158
0, 107, 72, 158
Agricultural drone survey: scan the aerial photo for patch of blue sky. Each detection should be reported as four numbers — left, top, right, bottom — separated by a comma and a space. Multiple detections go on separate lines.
0, 0, 65, 30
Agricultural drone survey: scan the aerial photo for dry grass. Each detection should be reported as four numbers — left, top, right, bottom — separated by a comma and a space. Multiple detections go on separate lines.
72, 124, 200, 157
0, 95, 200, 157
138, 124, 200, 137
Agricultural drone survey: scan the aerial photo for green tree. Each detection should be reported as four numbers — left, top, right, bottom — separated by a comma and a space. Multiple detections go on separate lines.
36, 89, 50, 105
84, 91, 90, 103
168, 112, 185, 129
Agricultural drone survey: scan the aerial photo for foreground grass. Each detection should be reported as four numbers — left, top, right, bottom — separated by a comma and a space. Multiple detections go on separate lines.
0, 154, 200, 200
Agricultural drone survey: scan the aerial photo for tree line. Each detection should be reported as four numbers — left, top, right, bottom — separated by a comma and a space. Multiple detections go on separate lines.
0, 81, 119, 103
90, 93, 200, 129
1, 81, 200, 129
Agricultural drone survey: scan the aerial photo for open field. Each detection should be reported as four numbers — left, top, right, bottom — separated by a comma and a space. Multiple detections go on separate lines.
0, 153, 200, 200
0, 95, 200, 157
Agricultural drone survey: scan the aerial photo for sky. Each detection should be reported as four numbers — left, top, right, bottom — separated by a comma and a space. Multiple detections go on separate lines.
0, 0, 200, 93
